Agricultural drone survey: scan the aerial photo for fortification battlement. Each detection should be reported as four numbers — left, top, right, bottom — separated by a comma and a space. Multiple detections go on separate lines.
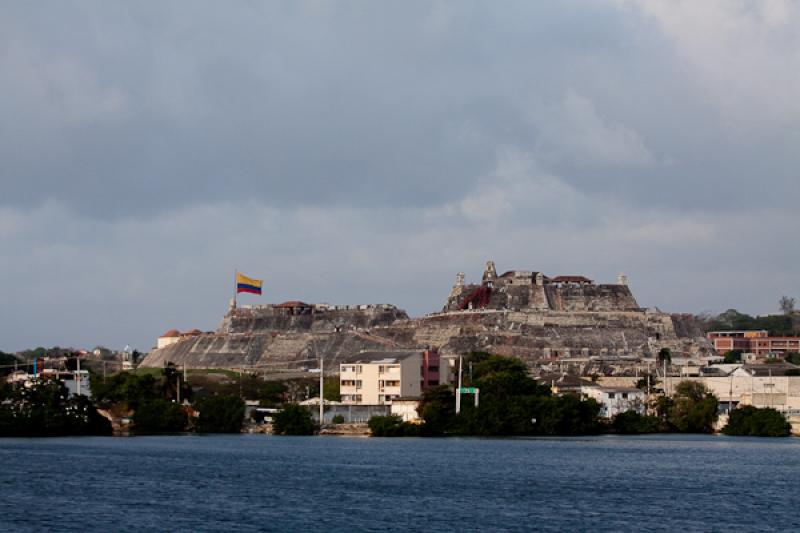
444, 261, 639, 313
220, 301, 407, 334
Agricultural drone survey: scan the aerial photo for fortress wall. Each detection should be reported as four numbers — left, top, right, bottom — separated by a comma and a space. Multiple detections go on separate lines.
547, 284, 639, 312
219, 306, 407, 334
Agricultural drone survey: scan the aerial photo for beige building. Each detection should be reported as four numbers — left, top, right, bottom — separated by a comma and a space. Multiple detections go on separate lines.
340, 351, 423, 405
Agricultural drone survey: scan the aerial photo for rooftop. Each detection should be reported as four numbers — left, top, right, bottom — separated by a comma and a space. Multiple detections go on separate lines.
341, 350, 421, 364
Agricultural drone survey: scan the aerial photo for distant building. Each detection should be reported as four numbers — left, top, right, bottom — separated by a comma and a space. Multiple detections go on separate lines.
157, 328, 204, 349
443, 260, 639, 313
340, 348, 452, 406
581, 386, 646, 418
6, 369, 91, 398
708, 330, 800, 357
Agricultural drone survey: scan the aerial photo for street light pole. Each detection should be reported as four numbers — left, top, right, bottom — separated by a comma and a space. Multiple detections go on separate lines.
456, 356, 463, 414
319, 355, 324, 426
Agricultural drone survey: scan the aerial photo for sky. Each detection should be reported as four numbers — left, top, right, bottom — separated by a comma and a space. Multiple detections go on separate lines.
1, 1, 799, 352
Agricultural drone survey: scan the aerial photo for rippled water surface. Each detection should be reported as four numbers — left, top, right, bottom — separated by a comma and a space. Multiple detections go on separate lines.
2, 434, 799, 532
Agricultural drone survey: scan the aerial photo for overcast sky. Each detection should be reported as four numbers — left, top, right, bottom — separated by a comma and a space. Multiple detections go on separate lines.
1, 1, 799, 352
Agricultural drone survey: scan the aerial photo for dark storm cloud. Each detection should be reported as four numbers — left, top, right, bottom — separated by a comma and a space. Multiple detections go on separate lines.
7, 1, 795, 218
1, 1, 799, 351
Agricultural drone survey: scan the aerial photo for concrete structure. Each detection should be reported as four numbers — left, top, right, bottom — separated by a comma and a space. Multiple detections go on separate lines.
391, 398, 421, 422
708, 330, 800, 357
581, 385, 646, 418
340, 351, 422, 405
675, 373, 800, 413
308, 404, 391, 424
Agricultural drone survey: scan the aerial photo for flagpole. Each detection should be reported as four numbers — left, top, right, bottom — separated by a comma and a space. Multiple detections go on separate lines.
234, 269, 237, 310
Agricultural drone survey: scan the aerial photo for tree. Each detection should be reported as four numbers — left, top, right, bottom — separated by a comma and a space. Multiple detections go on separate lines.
132, 399, 188, 434
91, 371, 160, 409
657, 348, 672, 366
272, 404, 315, 435
722, 406, 790, 437
610, 411, 660, 434
784, 352, 800, 365
708, 309, 795, 336
667, 381, 718, 433
534, 395, 602, 436
418, 354, 600, 437
635, 373, 658, 391
723, 350, 743, 364
417, 385, 456, 436
195, 395, 245, 433
780, 296, 796, 315
0, 351, 19, 376
258, 381, 288, 407
162, 362, 191, 403
0, 379, 111, 437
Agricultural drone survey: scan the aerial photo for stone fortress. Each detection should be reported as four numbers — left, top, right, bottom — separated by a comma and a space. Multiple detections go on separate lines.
140, 261, 711, 370
444, 261, 639, 313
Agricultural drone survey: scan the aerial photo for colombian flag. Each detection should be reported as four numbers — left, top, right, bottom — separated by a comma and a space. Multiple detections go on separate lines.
236, 272, 263, 295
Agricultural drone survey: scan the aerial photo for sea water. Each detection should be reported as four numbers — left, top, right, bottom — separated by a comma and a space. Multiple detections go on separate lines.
1, 434, 799, 532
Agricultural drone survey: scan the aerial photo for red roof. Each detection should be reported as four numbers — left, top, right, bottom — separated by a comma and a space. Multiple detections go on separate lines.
275, 300, 310, 308
161, 329, 181, 338
552, 275, 593, 283
185, 329, 202, 336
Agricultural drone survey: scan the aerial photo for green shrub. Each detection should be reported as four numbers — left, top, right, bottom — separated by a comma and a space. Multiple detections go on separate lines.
722, 406, 791, 437
273, 404, 315, 435
331, 414, 345, 424
368, 415, 420, 437
195, 395, 245, 433
0, 380, 111, 437
133, 399, 188, 434
610, 411, 661, 434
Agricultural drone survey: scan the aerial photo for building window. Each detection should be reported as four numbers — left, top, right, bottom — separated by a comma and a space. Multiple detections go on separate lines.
608, 393, 615, 399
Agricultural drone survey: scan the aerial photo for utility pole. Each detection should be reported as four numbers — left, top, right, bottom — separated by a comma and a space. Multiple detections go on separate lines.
319, 354, 324, 425
728, 373, 733, 414
177, 375, 181, 404
76, 357, 81, 396
456, 356, 463, 414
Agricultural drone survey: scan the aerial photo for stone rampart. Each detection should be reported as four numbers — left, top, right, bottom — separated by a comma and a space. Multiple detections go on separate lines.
219, 305, 407, 334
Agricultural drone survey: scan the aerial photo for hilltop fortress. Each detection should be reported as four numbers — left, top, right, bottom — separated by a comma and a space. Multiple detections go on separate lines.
140, 261, 711, 369
443, 261, 638, 313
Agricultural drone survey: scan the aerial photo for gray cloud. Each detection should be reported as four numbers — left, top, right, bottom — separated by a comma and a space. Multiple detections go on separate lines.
1, 1, 799, 351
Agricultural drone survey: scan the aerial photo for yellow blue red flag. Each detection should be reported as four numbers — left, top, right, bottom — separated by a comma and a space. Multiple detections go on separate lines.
236, 272, 263, 295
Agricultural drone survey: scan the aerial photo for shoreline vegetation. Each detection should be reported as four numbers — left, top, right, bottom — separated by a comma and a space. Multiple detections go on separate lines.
0, 354, 793, 439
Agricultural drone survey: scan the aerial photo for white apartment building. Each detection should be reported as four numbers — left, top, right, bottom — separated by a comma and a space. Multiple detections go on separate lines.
581, 385, 646, 418
340, 352, 423, 405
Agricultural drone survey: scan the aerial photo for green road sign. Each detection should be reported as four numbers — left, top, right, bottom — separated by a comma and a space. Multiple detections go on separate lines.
459, 387, 478, 393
